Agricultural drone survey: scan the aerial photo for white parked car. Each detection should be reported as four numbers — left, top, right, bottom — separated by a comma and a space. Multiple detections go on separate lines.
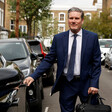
99, 39, 112, 64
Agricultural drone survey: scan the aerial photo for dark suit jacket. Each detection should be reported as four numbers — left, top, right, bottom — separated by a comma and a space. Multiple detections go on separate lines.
31, 29, 101, 95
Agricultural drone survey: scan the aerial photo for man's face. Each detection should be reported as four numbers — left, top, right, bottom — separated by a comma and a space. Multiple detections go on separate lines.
68, 11, 84, 33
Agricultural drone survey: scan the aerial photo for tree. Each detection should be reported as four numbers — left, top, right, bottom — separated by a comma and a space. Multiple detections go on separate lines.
83, 10, 112, 39
40, 16, 58, 38
8, 0, 52, 36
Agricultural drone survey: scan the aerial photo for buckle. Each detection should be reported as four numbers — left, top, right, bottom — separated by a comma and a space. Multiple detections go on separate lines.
74, 75, 80, 80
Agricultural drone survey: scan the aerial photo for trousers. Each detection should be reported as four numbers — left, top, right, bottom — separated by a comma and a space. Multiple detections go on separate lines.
59, 75, 98, 112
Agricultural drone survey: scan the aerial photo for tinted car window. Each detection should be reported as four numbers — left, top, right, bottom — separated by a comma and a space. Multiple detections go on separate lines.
99, 40, 112, 48
28, 41, 41, 54
28, 40, 49, 54
31, 45, 41, 54
0, 42, 27, 61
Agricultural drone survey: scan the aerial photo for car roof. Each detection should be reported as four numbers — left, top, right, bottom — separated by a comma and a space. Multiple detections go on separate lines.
0, 38, 26, 43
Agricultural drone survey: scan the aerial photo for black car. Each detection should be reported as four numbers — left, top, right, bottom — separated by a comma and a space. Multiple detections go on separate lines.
0, 54, 28, 112
28, 38, 55, 86
0, 38, 43, 112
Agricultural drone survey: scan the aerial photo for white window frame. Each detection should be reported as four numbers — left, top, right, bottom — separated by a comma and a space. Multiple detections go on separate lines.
58, 24, 65, 33
110, 5, 112, 17
1, 9, 4, 27
99, 11, 102, 17
85, 13, 92, 20
0, 8, 1, 26
0, 0, 4, 3
59, 12, 65, 22
0, 9, 4, 27
19, 25, 27, 33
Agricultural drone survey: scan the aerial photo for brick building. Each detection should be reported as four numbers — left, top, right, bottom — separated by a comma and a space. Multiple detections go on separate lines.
5, 0, 27, 35
0, 0, 5, 30
50, 0, 102, 32
0, 0, 8, 38
102, 0, 112, 10
4, 0, 102, 37
102, 0, 112, 17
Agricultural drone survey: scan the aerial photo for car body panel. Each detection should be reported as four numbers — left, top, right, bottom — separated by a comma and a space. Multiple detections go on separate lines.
105, 47, 112, 69
0, 54, 26, 112
99, 39, 112, 64
0, 38, 43, 112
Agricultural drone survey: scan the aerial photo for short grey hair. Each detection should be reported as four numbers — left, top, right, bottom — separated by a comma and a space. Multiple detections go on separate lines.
68, 7, 84, 19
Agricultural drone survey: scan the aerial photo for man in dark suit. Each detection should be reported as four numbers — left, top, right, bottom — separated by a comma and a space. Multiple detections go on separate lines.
24, 7, 101, 112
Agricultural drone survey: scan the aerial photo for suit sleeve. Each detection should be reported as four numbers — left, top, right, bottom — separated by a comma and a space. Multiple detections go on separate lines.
30, 36, 57, 80
90, 34, 101, 88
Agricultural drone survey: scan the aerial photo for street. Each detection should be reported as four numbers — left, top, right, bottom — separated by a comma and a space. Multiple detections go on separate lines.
42, 65, 112, 112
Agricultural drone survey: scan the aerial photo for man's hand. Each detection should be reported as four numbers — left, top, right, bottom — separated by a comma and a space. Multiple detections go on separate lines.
23, 77, 34, 86
88, 87, 98, 95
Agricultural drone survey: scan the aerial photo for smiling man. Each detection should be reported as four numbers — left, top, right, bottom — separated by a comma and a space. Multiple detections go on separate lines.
24, 7, 101, 112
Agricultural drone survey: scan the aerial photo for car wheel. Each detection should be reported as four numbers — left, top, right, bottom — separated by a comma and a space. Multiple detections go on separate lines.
30, 81, 42, 112
47, 73, 54, 86
26, 101, 30, 112
108, 65, 112, 70
41, 84, 44, 99
104, 62, 108, 68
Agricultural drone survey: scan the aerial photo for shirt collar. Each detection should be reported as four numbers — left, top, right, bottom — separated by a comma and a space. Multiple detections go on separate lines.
69, 29, 82, 37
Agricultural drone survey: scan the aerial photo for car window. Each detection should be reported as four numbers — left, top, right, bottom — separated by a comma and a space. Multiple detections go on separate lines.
0, 42, 28, 61
99, 40, 112, 48
28, 41, 41, 54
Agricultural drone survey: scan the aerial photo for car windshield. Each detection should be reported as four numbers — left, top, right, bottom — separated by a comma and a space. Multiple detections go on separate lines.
99, 40, 112, 48
0, 42, 27, 61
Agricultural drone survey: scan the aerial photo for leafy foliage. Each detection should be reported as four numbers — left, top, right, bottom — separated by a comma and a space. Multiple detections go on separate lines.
83, 10, 112, 39
7, 0, 52, 36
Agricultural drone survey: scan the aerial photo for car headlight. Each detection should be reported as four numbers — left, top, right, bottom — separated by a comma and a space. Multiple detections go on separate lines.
22, 68, 30, 77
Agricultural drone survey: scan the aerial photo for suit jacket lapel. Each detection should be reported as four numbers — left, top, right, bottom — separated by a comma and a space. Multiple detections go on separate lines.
81, 29, 88, 64
63, 30, 69, 67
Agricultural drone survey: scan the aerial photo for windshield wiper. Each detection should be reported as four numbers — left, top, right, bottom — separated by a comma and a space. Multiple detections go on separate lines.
9, 57, 27, 61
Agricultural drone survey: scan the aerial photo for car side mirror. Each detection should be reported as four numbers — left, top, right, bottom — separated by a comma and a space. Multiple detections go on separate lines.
0, 68, 24, 91
30, 52, 38, 60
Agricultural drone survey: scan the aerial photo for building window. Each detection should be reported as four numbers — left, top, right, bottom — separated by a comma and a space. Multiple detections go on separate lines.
50, 12, 54, 22
1, 10, 4, 27
85, 13, 91, 20
10, 20, 15, 31
19, 25, 27, 33
99, 11, 102, 17
0, 9, 4, 27
0, 9, 1, 26
59, 13, 65, 22
110, 5, 112, 17
58, 24, 65, 33
0, 0, 4, 3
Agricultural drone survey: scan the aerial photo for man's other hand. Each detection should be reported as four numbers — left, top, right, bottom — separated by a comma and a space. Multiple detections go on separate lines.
88, 87, 98, 95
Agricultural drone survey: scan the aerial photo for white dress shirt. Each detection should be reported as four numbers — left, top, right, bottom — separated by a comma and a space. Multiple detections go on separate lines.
64, 29, 82, 76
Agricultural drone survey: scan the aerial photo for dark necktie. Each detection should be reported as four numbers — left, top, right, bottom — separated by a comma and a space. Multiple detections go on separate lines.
67, 34, 77, 81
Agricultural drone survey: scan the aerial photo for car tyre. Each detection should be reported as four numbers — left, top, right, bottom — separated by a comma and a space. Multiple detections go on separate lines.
41, 84, 44, 99
104, 62, 108, 68
108, 65, 112, 70
48, 73, 54, 86
26, 101, 30, 112
30, 81, 42, 112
